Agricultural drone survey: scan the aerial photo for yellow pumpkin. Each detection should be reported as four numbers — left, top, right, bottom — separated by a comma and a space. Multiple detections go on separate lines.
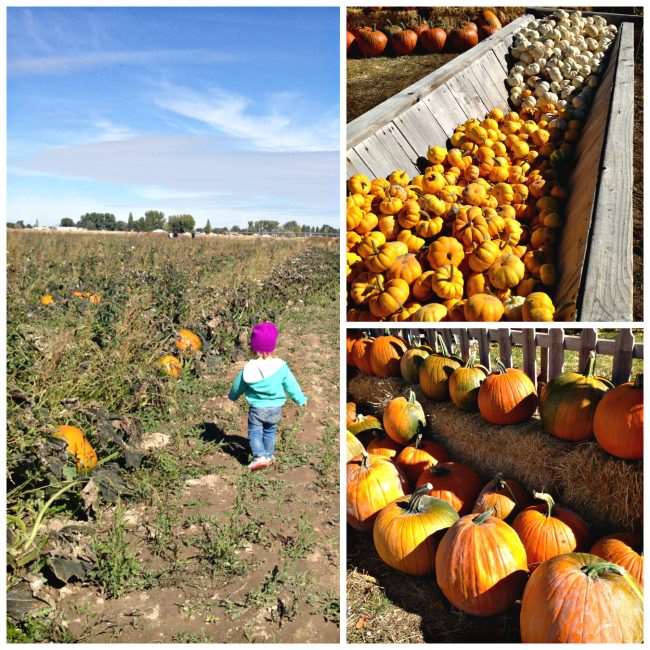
348, 174, 371, 195
464, 293, 504, 322
431, 265, 464, 301
159, 354, 183, 378
40, 294, 55, 306
427, 237, 464, 269
411, 303, 448, 322
488, 253, 526, 290
176, 328, 202, 353
523, 292, 555, 322
368, 277, 410, 318
53, 425, 98, 471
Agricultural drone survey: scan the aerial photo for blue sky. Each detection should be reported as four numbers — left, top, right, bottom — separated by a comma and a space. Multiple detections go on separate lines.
7, 7, 340, 227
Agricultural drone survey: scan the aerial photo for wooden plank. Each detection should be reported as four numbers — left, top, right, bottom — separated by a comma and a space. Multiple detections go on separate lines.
521, 329, 537, 387
554, 28, 622, 317
458, 329, 470, 360
446, 72, 490, 122
466, 57, 508, 113
347, 149, 375, 178
490, 38, 513, 75
580, 22, 634, 321
353, 127, 420, 179
347, 14, 533, 146
477, 328, 491, 369
578, 329, 599, 373
477, 50, 510, 105
497, 329, 512, 368
421, 84, 469, 137
393, 101, 448, 161
548, 328, 565, 379
612, 329, 635, 385
539, 346, 549, 384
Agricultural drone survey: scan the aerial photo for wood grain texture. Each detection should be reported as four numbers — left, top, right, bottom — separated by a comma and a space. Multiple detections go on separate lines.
579, 22, 634, 321
612, 329, 634, 385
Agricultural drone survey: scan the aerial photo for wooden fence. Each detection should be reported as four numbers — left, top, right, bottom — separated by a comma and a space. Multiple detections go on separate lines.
364, 328, 643, 387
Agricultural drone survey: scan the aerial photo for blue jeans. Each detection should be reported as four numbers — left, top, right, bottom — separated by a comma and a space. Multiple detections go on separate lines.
248, 406, 282, 460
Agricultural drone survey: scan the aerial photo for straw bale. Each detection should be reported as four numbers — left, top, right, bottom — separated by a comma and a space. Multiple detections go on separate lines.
348, 375, 642, 533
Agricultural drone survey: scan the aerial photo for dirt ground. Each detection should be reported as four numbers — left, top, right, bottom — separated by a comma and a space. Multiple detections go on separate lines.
39, 308, 339, 642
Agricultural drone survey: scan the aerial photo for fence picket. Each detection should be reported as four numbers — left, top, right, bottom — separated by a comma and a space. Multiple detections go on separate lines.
477, 329, 491, 369
497, 329, 512, 368
578, 328, 598, 372
522, 329, 537, 388
549, 329, 565, 379
612, 329, 635, 385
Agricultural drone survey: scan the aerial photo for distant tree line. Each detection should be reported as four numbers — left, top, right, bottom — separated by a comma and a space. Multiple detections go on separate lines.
8, 213, 339, 235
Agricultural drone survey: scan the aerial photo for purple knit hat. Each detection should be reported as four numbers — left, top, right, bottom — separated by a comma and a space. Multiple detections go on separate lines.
250, 321, 279, 354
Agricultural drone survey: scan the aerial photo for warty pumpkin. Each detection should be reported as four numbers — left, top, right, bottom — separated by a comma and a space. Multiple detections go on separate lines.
373, 483, 459, 576
346, 451, 408, 531
512, 491, 590, 570
520, 552, 643, 643
435, 509, 529, 616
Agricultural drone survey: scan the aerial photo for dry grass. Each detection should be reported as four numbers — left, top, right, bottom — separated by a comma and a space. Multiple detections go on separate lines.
348, 373, 642, 532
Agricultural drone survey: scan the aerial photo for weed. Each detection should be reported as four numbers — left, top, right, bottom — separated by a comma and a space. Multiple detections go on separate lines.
280, 515, 316, 560
7, 609, 74, 643
90, 504, 144, 598
171, 632, 214, 643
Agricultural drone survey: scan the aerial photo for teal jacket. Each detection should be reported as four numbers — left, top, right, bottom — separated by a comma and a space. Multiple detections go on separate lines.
228, 357, 307, 408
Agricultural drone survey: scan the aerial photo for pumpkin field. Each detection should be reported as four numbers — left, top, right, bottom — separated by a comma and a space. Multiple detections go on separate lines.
7, 230, 339, 642
346, 328, 643, 643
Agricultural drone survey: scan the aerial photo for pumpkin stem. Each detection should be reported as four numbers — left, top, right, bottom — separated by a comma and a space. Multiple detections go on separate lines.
533, 491, 555, 518
413, 433, 423, 449
472, 508, 496, 525
495, 359, 508, 374
407, 483, 433, 513
581, 561, 644, 601
361, 450, 370, 469
583, 350, 596, 377
494, 475, 519, 505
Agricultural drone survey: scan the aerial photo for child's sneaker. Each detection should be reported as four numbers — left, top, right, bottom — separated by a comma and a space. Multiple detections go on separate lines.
266, 456, 275, 465
248, 457, 270, 471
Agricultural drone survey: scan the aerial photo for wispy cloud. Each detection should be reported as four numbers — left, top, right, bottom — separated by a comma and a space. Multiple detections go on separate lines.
93, 119, 138, 142
9, 49, 240, 75
136, 186, 225, 201
155, 84, 338, 152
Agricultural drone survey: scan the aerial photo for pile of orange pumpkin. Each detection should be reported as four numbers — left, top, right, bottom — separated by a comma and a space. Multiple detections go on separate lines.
347, 332, 643, 459
347, 335, 644, 642
347, 100, 581, 322
347, 9, 502, 58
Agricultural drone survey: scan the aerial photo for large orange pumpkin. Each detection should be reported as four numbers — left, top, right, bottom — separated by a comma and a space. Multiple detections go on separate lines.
347, 451, 408, 531
478, 362, 538, 424
590, 532, 643, 587
593, 374, 643, 459
520, 553, 643, 642
435, 510, 529, 616
512, 492, 590, 570
540, 352, 612, 442
394, 434, 449, 486
472, 474, 532, 521
369, 335, 407, 377
415, 461, 482, 515
366, 435, 403, 460
53, 425, 98, 471
373, 483, 459, 575
383, 390, 426, 444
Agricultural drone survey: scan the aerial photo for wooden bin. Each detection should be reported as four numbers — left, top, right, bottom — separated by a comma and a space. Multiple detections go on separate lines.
346, 14, 635, 321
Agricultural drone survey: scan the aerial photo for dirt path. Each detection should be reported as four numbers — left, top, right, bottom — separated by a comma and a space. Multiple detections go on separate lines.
50, 307, 339, 642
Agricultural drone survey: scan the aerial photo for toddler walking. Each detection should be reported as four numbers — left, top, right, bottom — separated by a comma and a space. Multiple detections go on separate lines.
228, 321, 307, 470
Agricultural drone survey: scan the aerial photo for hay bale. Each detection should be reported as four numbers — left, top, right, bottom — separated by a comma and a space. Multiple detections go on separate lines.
348, 376, 642, 533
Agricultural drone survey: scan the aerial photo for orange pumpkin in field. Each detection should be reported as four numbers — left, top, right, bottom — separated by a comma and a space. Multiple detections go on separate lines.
593, 375, 643, 459
176, 328, 202, 353
369, 335, 407, 377
478, 362, 538, 425
346, 451, 408, 531
53, 425, 98, 471
159, 354, 182, 378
